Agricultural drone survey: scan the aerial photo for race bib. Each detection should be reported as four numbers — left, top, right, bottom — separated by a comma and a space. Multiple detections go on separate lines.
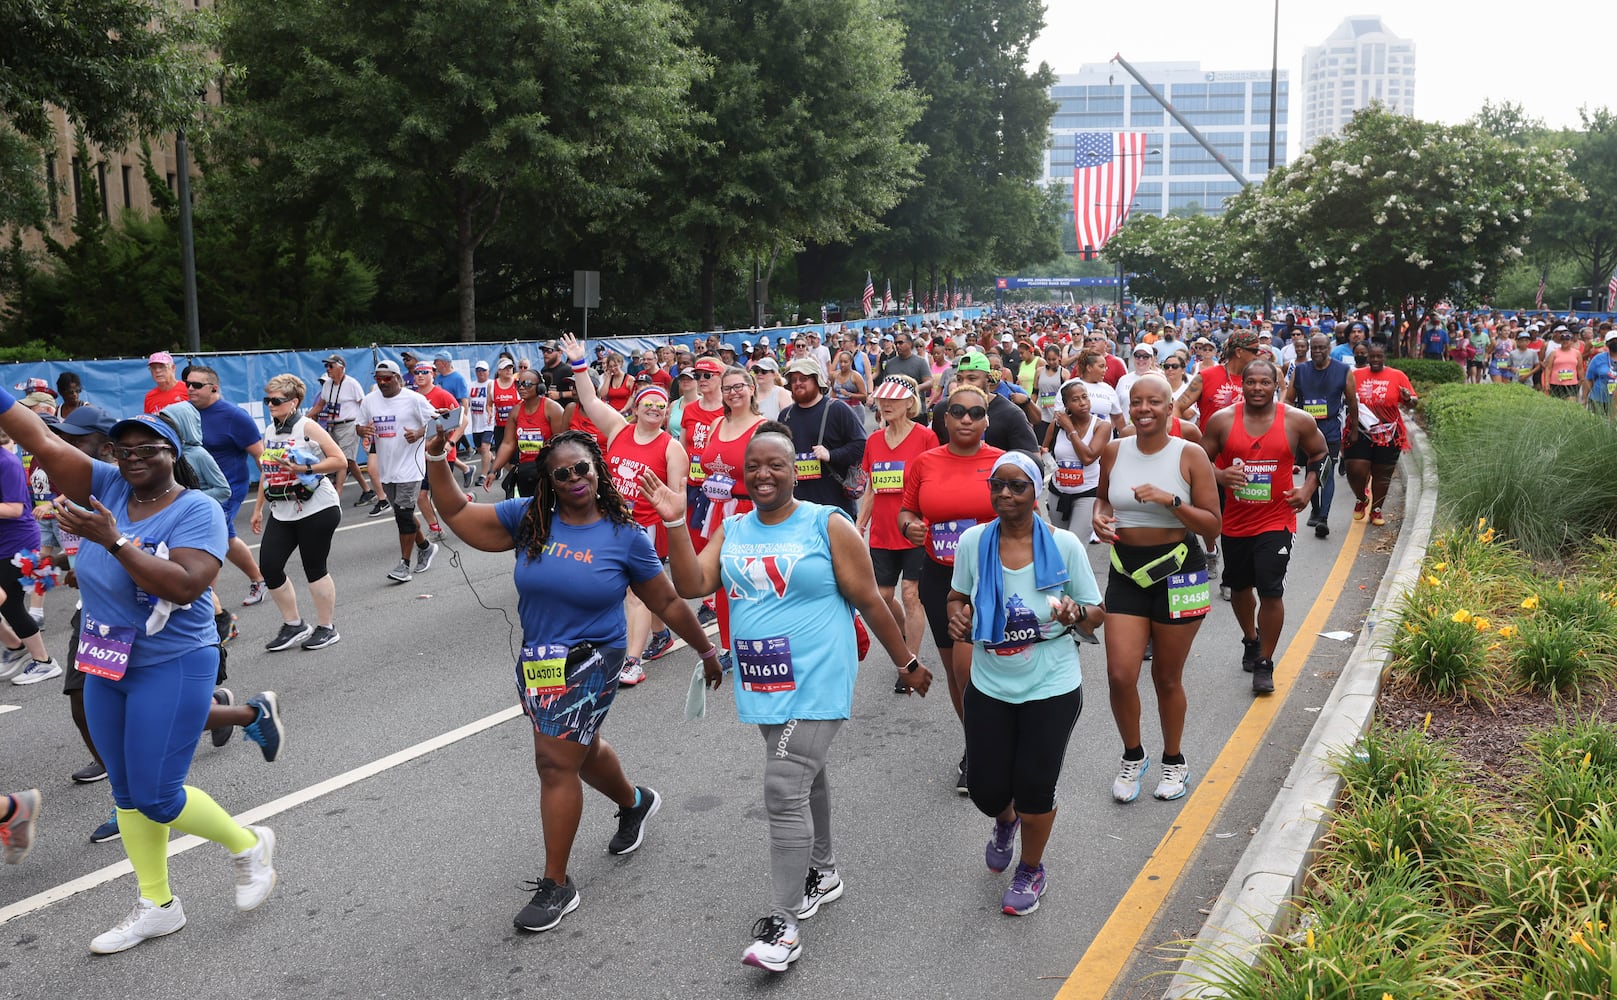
702, 473, 735, 502
929, 520, 971, 563
1037, 393, 1057, 408
990, 597, 1043, 656
373, 415, 397, 439
1167, 570, 1212, 619
1053, 461, 1084, 490
517, 427, 546, 456
1516, 366, 1532, 379
735, 636, 796, 693
1302, 398, 1328, 419
795, 453, 822, 480
688, 456, 705, 483
76, 613, 135, 681
260, 446, 296, 487
870, 461, 904, 494
1555, 368, 1577, 384
519, 643, 568, 697
58, 525, 80, 556
1233, 469, 1273, 503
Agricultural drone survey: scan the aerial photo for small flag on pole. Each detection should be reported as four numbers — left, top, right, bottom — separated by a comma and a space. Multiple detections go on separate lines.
883, 279, 894, 313
1535, 271, 1547, 310
862, 272, 875, 318
905, 282, 914, 313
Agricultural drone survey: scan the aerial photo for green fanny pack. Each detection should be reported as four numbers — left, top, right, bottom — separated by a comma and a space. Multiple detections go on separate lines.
1111, 542, 1189, 589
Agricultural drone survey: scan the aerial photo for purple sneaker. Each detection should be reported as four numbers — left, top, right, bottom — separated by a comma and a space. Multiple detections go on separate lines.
985, 817, 1019, 873
1001, 862, 1047, 916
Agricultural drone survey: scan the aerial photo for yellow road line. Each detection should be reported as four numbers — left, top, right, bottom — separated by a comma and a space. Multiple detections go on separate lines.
1055, 515, 1369, 1000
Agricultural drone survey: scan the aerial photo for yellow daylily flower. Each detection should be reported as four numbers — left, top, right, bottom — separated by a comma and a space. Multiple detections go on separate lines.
1521, 595, 1540, 610
1423, 712, 1432, 733
1573, 930, 1597, 956
1486, 642, 1501, 652
1305, 926, 1315, 949
1425, 575, 1442, 587
1498, 625, 1517, 639
1472, 616, 1491, 631
1479, 528, 1496, 544
1451, 609, 1472, 624
1431, 562, 1448, 572
1477, 517, 1487, 530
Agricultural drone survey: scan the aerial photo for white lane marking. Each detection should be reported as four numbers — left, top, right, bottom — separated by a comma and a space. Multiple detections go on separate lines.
243, 516, 390, 553
0, 703, 522, 927
0, 621, 719, 927
0, 705, 19, 715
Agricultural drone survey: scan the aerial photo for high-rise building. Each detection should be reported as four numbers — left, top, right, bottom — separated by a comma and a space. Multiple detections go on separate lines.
1301, 16, 1416, 148
1042, 61, 1288, 233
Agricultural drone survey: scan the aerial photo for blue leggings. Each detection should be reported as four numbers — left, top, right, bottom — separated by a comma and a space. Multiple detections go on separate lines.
83, 646, 219, 823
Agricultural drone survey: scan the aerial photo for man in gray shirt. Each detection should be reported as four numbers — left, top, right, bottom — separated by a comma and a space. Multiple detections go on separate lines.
878, 330, 934, 398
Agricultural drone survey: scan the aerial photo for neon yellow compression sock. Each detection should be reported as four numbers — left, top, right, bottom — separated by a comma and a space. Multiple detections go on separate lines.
116, 808, 173, 906
168, 786, 256, 855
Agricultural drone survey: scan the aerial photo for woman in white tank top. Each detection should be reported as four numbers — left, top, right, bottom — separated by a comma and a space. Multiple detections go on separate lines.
1091, 374, 1221, 806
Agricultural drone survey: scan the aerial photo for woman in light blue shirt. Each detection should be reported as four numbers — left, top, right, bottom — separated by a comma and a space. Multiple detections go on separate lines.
947, 451, 1104, 917
647, 422, 932, 975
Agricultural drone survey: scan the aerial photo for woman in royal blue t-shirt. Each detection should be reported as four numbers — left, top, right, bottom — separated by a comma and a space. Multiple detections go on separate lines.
0, 404, 276, 954
422, 427, 720, 936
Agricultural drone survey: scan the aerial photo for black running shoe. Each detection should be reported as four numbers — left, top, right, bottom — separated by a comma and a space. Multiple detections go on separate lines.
608, 786, 661, 855
514, 877, 578, 932
1241, 636, 1262, 673
956, 756, 970, 796
72, 761, 108, 784
210, 687, 235, 747
367, 498, 391, 518
266, 622, 314, 652
697, 604, 718, 627
1252, 658, 1275, 695
353, 490, 376, 507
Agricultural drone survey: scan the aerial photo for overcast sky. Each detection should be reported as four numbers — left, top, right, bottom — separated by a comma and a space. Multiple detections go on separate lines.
1028, 0, 1615, 152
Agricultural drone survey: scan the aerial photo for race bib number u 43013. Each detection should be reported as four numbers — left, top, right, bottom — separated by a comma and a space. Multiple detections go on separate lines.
520, 643, 568, 696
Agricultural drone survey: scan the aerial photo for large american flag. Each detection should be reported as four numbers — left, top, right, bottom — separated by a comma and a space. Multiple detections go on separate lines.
1607, 266, 1617, 312
862, 272, 874, 317
1073, 132, 1148, 259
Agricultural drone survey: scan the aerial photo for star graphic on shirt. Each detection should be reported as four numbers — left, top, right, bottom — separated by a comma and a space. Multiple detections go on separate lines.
705, 453, 736, 481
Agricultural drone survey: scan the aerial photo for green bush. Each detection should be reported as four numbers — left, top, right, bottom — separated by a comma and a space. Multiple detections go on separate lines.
1423, 384, 1617, 560
1389, 357, 1465, 386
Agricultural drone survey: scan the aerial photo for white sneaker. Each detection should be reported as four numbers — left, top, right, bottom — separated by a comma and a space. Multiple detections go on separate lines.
741, 915, 802, 972
0, 645, 29, 681
11, 658, 63, 685
617, 660, 647, 687
90, 896, 186, 954
797, 866, 844, 919
231, 825, 277, 911
1154, 761, 1190, 801
1112, 756, 1150, 803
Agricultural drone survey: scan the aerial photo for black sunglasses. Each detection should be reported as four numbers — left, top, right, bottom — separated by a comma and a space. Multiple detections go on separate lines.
695, 371, 717, 380
262, 395, 292, 406
517, 380, 540, 388
112, 444, 173, 461
946, 404, 988, 421
987, 477, 1033, 495
1163, 363, 1184, 370
184, 380, 214, 390
551, 460, 593, 484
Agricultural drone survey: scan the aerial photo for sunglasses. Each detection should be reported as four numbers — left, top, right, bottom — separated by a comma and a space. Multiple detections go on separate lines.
323, 361, 340, 367
184, 381, 214, 390
946, 404, 988, 421
695, 371, 717, 380
987, 477, 1034, 495
1163, 363, 1184, 370
551, 460, 593, 484
262, 396, 293, 406
517, 380, 539, 388
113, 444, 172, 461
375, 374, 399, 382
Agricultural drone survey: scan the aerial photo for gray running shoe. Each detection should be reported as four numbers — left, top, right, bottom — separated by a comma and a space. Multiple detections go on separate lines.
387, 560, 414, 583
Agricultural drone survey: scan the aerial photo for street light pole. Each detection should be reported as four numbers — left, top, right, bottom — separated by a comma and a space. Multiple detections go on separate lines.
175, 128, 200, 354
1264, 0, 1280, 320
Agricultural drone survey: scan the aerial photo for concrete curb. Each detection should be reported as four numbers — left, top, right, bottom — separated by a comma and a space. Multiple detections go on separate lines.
1164, 421, 1440, 998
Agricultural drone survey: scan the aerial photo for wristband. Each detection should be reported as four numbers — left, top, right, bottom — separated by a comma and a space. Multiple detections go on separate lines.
426, 451, 448, 463
662, 518, 686, 528
696, 646, 718, 661
570, 359, 589, 372
902, 657, 920, 674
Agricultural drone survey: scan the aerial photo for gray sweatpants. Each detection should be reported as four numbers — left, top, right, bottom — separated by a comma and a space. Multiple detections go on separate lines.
758, 718, 843, 922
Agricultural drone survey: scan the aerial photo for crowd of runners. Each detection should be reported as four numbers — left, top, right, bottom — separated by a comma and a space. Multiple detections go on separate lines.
8, 297, 1563, 970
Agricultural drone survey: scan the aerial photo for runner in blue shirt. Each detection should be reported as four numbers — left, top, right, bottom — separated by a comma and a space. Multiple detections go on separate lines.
1583, 331, 1617, 419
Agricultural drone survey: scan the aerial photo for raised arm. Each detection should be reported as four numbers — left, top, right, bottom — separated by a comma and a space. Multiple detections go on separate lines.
0, 398, 94, 504
560, 333, 630, 438
641, 468, 723, 598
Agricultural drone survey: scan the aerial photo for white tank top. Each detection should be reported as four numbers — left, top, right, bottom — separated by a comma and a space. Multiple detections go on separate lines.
1108, 437, 1192, 529
1050, 416, 1105, 495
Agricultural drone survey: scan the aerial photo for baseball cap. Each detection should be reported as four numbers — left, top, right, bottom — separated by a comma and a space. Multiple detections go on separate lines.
1132, 345, 1153, 357
542, 341, 560, 351
56, 405, 117, 437
497, 358, 515, 370
147, 351, 174, 366
693, 357, 725, 376
25, 377, 54, 396
433, 349, 452, 361
719, 343, 738, 354
413, 362, 434, 374
760, 336, 771, 346
109, 412, 183, 453
375, 360, 402, 376
750, 356, 780, 373
956, 353, 992, 373
474, 360, 489, 370
676, 368, 695, 381
783, 356, 828, 385
322, 354, 346, 366
742, 340, 753, 351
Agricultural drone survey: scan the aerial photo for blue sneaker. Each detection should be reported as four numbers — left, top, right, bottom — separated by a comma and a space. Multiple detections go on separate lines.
90, 810, 121, 844
1001, 862, 1047, 916
985, 817, 1019, 873
642, 630, 674, 662
242, 692, 283, 763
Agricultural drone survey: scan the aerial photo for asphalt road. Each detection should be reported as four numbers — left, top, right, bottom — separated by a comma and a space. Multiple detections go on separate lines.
0, 465, 1400, 1000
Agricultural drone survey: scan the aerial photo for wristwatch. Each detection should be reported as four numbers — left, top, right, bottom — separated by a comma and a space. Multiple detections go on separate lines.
106, 535, 131, 555
1171, 494, 1183, 509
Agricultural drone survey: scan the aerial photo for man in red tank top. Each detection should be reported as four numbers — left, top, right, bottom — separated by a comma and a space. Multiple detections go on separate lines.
1200, 359, 1328, 696
1178, 330, 1261, 433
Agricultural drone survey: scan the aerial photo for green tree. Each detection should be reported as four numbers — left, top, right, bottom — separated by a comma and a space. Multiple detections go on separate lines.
796, 0, 1058, 309
1103, 214, 1248, 313
1224, 107, 1578, 322
216, 0, 703, 342
657, 0, 923, 330
1532, 107, 1617, 294
1468, 99, 1547, 146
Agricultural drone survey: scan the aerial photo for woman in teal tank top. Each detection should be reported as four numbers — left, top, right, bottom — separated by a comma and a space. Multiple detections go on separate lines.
645, 423, 933, 975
